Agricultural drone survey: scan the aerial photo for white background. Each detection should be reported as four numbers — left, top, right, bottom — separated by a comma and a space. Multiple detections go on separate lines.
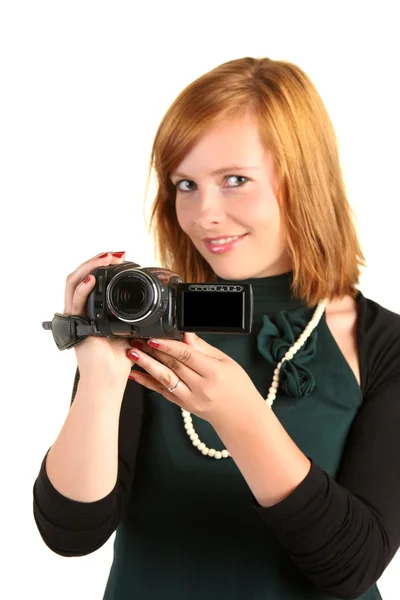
1, 1, 399, 598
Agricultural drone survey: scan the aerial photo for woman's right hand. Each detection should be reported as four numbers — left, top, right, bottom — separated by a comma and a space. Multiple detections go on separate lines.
64, 251, 138, 388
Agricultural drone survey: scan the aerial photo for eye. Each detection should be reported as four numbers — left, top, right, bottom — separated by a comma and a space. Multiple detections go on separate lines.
173, 175, 249, 193
225, 175, 248, 187
174, 179, 196, 193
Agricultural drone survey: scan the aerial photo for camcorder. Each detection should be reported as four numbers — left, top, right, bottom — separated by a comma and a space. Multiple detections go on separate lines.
86, 261, 253, 340
42, 261, 253, 350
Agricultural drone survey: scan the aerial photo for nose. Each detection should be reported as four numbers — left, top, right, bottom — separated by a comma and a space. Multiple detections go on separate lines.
191, 187, 227, 228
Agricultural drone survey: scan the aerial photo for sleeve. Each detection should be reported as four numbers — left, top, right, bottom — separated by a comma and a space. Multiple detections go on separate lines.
252, 302, 400, 600
32, 368, 145, 557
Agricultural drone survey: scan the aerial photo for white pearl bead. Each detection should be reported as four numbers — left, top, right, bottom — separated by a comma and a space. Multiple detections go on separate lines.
192, 439, 200, 447
197, 442, 206, 451
186, 427, 195, 436
201, 447, 209, 455
181, 410, 190, 417
208, 448, 216, 457
190, 433, 199, 441
271, 381, 279, 389
183, 416, 192, 424
274, 368, 280, 375
214, 451, 222, 460
184, 422, 192, 430
221, 450, 229, 458
286, 350, 294, 359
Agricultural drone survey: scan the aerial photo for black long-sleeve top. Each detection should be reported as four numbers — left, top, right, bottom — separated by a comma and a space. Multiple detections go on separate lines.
33, 275, 400, 600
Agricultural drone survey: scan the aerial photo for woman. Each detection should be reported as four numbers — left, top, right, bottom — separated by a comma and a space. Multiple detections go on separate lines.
33, 57, 400, 599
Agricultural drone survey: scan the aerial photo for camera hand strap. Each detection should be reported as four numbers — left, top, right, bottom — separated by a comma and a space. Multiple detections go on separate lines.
42, 313, 98, 351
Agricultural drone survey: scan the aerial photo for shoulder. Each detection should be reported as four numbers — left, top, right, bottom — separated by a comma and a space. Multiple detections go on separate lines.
356, 290, 400, 396
357, 290, 400, 331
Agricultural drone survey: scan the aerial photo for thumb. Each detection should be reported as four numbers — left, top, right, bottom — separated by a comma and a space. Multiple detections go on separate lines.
182, 332, 225, 360
183, 332, 201, 346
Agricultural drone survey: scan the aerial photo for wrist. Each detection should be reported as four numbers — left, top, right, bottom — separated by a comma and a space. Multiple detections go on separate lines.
76, 375, 127, 406
210, 392, 266, 434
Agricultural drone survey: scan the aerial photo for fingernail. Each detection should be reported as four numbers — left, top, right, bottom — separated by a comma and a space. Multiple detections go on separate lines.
112, 251, 125, 258
128, 351, 139, 360
99, 253, 109, 258
84, 276, 91, 284
148, 339, 160, 348
128, 374, 136, 381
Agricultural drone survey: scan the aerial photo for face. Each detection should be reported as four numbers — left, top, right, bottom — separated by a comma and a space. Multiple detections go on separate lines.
171, 114, 293, 281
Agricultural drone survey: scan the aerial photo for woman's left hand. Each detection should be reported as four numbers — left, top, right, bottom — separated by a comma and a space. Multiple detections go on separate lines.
126, 332, 263, 425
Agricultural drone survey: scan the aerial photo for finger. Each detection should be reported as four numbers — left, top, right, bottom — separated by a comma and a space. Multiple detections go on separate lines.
69, 273, 97, 317
144, 337, 220, 377
182, 332, 227, 360
129, 370, 189, 406
64, 251, 126, 314
151, 268, 180, 286
131, 331, 225, 363
137, 346, 198, 381
127, 345, 196, 388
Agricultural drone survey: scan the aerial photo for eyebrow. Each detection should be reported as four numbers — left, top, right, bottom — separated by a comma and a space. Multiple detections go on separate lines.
170, 165, 258, 179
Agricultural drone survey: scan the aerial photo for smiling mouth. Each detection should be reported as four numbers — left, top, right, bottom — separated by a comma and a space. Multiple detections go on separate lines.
202, 233, 248, 254
205, 234, 248, 245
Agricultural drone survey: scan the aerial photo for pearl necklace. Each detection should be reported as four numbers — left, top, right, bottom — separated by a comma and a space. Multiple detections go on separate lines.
181, 298, 329, 459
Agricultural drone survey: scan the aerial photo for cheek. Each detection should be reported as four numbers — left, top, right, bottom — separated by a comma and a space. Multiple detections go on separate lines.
242, 192, 279, 224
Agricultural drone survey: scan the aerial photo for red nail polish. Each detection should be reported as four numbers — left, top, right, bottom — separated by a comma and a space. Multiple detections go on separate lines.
128, 374, 136, 381
84, 276, 91, 284
128, 351, 139, 360
112, 251, 125, 258
148, 340, 160, 348
99, 253, 109, 258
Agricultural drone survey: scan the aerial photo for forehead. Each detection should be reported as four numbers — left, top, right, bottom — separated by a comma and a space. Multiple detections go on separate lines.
174, 116, 270, 175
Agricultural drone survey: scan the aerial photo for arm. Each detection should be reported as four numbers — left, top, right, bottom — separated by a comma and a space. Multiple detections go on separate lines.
213, 367, 400, 599
33, 369, 145, 556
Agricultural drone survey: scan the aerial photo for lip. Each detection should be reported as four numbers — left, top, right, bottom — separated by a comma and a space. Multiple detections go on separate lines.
203, 233, 248, 254
203, 234, 248, 241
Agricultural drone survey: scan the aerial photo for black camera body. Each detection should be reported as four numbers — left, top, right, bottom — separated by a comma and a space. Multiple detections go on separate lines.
86, 261, 253, 340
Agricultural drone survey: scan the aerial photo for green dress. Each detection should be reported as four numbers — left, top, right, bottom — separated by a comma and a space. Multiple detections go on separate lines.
103, 271, 380, 599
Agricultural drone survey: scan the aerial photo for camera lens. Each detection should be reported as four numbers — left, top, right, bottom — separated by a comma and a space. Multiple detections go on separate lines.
107, 271, 157, 321
114, 280, 147, 314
